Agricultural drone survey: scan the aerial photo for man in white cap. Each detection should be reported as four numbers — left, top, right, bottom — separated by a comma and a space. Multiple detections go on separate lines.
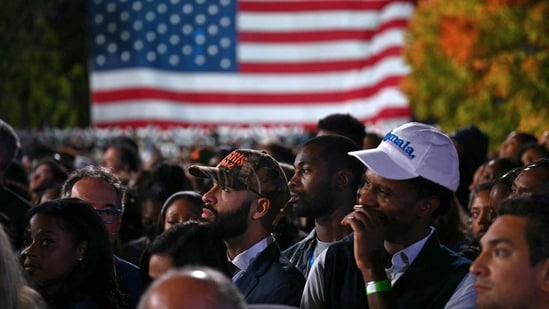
301, 122, 475, 308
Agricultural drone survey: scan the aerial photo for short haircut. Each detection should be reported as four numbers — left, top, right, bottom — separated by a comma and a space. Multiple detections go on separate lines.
498, 194, 549, 266
260, 142, 295, 165
0, 119, 20, 171
61, 165, 125, 210
317, 113, 366, 148
303, 135, 364, 191
403, 176, 455, 218
107, 144, 142, 173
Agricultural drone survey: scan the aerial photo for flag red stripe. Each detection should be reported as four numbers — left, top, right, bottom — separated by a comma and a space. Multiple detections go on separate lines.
92, 75, 403, 105
90, 0, 415, 128
93, 107, 412, 129
239, 19, 409, 43
240, 46, 403, 73
239, 1, 413, 12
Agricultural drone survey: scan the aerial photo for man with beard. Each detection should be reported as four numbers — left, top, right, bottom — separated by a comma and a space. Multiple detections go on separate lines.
302, 122, 475, 308
283, 135, 364, 277
470, 194, 549, 309
188, 149, 305, 307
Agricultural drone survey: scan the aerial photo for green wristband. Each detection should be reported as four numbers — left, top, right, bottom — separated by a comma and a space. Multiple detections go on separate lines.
365, 279, 391, 296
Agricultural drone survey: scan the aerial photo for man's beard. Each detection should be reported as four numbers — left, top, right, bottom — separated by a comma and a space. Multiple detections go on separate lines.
293, 188, 335, 219
206, 200, 252, 239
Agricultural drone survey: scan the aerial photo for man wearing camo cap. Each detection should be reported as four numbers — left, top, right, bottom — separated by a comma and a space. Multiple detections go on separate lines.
189, 149, 305, 307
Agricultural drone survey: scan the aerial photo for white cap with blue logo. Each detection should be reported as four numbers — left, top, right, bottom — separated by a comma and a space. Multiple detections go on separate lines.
348, 122, 459, 192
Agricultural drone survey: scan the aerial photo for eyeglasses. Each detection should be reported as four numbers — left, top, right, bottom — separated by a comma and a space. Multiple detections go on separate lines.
95, 208, 122, 224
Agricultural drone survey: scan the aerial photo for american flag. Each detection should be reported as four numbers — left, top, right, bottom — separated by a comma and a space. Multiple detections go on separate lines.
90, 0, 414, 129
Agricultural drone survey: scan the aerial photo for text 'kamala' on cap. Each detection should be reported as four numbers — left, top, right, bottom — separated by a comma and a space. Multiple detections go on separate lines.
348, 122, 459, 192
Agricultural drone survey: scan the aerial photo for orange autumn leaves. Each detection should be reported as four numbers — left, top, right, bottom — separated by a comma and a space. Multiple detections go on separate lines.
439, 16, 479, 66
401, 0, 549, 150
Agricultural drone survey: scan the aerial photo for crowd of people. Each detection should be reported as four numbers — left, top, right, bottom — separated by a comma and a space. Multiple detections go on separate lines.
1, 114, 548, 309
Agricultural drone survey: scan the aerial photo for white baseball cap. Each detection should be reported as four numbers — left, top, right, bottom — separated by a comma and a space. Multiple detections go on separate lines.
348, 122, 459, 192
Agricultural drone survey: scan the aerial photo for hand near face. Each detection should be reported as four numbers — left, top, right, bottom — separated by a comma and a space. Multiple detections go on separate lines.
341, 205, 387, 279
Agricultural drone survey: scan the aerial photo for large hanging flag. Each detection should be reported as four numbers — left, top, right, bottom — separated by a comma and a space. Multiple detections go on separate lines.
90, 0, 414, 129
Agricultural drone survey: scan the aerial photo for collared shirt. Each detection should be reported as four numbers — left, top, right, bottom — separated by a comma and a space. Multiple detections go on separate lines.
385, 227, 433, 283
230, 236, 273, 283
301, 227, 476, 309
283, 229, 318, 277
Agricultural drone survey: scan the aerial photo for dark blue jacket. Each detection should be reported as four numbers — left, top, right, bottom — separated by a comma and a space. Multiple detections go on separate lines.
114, 255, 144, 309
236, 242, 305, 307
323, 232, 471, 309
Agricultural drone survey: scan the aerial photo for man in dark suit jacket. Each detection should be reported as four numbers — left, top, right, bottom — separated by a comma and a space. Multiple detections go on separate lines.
190, 149, 305, 307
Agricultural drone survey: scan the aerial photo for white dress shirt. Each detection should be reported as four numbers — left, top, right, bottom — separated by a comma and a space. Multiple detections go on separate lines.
230, 236, 272, 283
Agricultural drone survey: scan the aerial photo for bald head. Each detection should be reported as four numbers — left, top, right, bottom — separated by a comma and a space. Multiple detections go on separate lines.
138, 267, 246, 309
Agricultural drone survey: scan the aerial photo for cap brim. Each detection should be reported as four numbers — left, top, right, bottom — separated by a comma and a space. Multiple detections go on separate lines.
188, 165, 223, 183
348, 148, 418, 180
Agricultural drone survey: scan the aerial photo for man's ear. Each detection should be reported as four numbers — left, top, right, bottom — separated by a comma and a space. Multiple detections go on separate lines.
417, 196, 439, 218
538, 258, 549, 293
336, 169, 352, 189
252, 197, 270, 220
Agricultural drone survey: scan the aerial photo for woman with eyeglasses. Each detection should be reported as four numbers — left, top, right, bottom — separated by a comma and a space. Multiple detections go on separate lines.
20, 198, 128, 309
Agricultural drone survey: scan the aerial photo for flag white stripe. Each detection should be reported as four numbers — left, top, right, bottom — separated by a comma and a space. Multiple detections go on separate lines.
238, 29, 405, 62
91, 56, 409, 93
238, 3, 414, 31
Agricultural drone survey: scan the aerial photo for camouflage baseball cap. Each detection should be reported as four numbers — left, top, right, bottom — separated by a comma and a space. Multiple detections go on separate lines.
188, 149, 290, 208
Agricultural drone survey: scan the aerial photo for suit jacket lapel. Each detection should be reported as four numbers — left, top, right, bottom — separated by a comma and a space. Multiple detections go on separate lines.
237, 242, 279, 297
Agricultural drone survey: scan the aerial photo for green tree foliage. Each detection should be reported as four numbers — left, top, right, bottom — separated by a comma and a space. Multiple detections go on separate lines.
402, 0, 549, 150
0, 0, 89, 128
